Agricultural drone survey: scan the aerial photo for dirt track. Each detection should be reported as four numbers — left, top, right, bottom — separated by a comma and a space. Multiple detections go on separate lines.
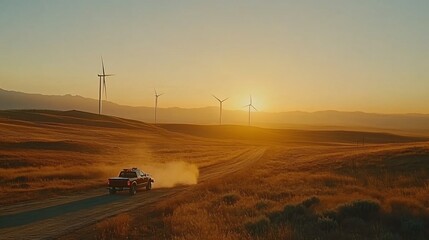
0, 147, 266, 240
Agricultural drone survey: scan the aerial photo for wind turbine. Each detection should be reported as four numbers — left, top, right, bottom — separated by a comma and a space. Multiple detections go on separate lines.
212, 95, 229, 125
244, 95, 257, 126
97, 57, 114, 115
154, 89, 164, 124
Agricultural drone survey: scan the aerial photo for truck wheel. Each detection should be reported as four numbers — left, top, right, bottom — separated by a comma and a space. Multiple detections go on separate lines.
146, 181, 152, 190
109, 188, 116, 195
129, 184, 137, 195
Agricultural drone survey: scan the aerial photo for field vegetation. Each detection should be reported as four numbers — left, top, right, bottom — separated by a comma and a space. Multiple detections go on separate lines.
0, 110, 246, 204
110, 143, 427, 240
1, 110, 428, 239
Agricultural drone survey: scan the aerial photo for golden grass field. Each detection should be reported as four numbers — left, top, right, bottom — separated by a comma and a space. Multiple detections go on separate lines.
0, 110, 428, 240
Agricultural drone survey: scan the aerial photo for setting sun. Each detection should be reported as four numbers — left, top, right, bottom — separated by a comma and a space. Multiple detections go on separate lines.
1, 1, 429, 114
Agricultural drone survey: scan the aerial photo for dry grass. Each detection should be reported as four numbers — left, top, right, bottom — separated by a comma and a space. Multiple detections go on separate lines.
123, 144, 429, 240
95, 214, 133, 240
1, 110, 429, 239
0, 110, 249, 205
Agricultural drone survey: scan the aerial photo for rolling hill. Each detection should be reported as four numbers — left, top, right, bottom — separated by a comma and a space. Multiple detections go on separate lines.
1, 109, 428, 240
1, 88, 429, 133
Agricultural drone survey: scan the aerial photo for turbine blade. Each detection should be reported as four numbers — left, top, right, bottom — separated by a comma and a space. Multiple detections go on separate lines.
221, 97, 229, 102
154, 89, 157, 96
101, 57, 105, 76
250, 95, 252, 105
212, 95, 221, 102
252, 105, 258, 111
104, 74, 114, 77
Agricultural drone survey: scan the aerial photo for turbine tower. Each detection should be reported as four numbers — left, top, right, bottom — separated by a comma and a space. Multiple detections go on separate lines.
212, 95, 229, 125
97, 57, 114, 115
154, 89, 164, 124
244, 95, 257, 126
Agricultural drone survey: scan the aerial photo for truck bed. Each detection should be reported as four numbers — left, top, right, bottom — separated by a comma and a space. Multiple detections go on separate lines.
108, 177, 130, 187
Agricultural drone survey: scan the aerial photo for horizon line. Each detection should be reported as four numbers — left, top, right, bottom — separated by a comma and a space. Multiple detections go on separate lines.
1, 88, 428, 116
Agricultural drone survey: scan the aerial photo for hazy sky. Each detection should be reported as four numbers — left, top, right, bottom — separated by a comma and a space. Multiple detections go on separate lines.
1, 0, 428, 113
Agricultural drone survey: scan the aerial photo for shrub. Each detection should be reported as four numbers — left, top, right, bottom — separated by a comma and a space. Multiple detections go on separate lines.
337, 200, 380, 221
222, 193, 240, 205
245, 217, 270, 236
268, 203, 316, 225
267, 209, 285, 224
301, 196, 320, 208
400, 218, 425, 239
317, 216, 338, 232
340, 217, 368, 235
322, 210, 338, 222
249, 198, 428, 240
383, 198, 429, 239
282, 204, 314, 223
388, 198, 427, 217
255, 200, 269, 211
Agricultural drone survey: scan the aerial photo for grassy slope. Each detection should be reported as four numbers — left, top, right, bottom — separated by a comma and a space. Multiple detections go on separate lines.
1, 110, 428, 239
158, 124, 428, 145
80, 144, 428, 240
61, 143, 429, 240
0, 110, 245, 204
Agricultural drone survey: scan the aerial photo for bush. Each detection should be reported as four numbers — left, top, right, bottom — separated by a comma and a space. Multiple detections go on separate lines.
255, 200, 269, 210
337, 200, 380, 221
317, 216, 338, 232
267, 200, 320, 227
322, 210, 338, 222
383, 198, 429, 239
245, 217, 270, 236
248, 198, 428, 240
340, 217, 368, 235
222, 193, 240, 205
302, 196, 320, 208
282, 204, 315, 223
400, 218, 425, 239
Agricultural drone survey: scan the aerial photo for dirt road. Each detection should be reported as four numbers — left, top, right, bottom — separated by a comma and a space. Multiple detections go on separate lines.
0, 147, 266, 240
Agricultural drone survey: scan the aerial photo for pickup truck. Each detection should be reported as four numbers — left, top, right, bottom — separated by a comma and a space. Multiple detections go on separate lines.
108, 168, 154, 195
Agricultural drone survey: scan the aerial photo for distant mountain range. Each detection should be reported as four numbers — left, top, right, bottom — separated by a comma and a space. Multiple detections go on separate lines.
1, 88, 429, 133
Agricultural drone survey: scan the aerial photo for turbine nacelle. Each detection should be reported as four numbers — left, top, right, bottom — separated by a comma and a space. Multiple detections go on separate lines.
155, 89, 164, 98
244, 104, 258, 111
244, 95, 258, 126
244, 95, 258, 111
212, 94, 229, 125
212, 95, 229, 103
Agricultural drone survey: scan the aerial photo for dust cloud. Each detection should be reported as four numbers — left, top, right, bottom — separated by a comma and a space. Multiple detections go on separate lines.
143, 161, 199, 188
117, 147, 200, 188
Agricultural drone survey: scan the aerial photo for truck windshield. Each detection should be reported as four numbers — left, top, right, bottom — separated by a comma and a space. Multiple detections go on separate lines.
119, 171, 137, 178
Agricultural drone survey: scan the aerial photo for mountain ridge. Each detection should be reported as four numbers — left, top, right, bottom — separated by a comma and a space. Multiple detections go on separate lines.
1, 88, 429, 132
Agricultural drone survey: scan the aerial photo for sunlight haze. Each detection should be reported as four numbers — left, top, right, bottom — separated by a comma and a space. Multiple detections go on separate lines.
1, 0, 428, 113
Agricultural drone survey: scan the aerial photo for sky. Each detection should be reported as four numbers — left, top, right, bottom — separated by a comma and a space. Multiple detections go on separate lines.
1, 0, 428, 113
